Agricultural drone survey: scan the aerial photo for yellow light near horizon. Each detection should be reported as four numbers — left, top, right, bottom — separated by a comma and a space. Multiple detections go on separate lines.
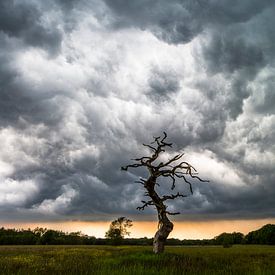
1, 218, 275, 239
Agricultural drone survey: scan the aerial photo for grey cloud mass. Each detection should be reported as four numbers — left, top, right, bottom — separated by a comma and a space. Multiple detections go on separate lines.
0, 0, 275, 222
0, 1, 62, 55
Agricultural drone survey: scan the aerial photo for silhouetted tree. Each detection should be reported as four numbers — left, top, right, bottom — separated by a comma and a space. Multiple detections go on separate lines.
245, 224, 275, 245
105, 217, 133, 245
121, 132, 208, 253
215, 232, 244, 247
232, 232, 244, 244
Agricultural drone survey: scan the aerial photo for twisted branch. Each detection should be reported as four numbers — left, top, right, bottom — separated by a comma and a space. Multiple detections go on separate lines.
137, 200, 154, 211
161, 192, 187, 201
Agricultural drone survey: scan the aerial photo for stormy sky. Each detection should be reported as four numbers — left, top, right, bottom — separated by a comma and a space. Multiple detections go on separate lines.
1, 0, 275, 222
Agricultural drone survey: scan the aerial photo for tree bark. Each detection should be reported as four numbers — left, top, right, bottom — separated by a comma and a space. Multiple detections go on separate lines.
153, 212, 173, 254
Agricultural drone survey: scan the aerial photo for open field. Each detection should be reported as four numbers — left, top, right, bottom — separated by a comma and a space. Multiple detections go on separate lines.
0, 245, 274, 274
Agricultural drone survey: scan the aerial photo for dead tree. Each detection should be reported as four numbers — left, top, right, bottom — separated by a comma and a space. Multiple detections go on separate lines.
121, 132, 208, 254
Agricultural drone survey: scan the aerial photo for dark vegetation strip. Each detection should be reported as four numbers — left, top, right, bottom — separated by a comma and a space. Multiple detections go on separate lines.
0, 224, 275, 246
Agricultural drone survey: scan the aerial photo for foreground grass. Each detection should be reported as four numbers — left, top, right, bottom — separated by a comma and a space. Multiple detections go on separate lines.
0, 245, 274, 274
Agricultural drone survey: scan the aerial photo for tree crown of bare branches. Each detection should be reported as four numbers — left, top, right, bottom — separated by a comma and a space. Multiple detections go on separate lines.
121, 132, 208, 215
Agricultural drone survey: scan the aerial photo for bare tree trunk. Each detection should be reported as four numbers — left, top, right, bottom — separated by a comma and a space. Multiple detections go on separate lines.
121, 132, 208, 254
153, 212, 173, 254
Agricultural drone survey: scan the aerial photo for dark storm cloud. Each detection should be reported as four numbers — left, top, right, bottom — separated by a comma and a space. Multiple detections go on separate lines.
103, 0, 201, 44
0, 46, 64, 128
203, 35, 265, 74
104, 0, 275, 119
0, 0, 275, 222
0, 36, 31, 127
147, 67, 180, 101
103, 0, 274, 44
249, 77, 275, 115
0, 1, 72, 128
0, 0, 62, 55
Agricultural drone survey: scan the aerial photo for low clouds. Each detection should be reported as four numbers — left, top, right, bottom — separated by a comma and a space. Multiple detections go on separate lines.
0, 0, 275, 221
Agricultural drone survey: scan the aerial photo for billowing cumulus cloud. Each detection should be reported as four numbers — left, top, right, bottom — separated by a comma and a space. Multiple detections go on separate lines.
0, 0, 275, 222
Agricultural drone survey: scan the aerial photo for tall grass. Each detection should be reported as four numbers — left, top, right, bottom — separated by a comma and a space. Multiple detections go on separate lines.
0, 245, 274, 274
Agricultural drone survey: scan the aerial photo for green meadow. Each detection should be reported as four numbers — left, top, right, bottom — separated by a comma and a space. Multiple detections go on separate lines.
0, 245, 274, 274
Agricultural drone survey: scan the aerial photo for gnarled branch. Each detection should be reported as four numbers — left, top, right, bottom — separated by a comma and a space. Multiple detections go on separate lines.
166, 211, 180, 215
161, 192, 187, 201
137, 200, 154, 211
121, 163, 145, 171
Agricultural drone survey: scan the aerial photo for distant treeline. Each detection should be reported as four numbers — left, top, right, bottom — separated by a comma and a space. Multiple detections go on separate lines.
0, 224, 274, 246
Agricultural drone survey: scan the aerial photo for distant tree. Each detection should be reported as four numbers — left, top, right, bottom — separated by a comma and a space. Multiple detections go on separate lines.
231, 232, 244, 244
215, 233, 233, 247
245, 224, 275, 245
40, 230, 64, 245
121, 132, 208, 253
105, 217, 133, 245
0, 228, 38, 245
215, 232, 244, 247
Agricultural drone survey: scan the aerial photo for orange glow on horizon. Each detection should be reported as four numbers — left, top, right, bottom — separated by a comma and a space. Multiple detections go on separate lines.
1, 218, 275, 239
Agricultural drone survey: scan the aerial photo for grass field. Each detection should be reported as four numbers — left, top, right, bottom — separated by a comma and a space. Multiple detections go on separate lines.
0, 245, 274, 274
